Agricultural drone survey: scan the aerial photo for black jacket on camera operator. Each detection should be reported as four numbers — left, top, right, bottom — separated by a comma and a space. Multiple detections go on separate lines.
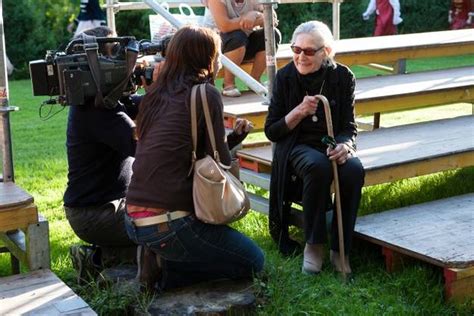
63, 26, 142, 282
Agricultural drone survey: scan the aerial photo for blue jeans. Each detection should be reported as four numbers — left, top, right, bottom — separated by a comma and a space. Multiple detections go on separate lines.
124, 213, 264, 289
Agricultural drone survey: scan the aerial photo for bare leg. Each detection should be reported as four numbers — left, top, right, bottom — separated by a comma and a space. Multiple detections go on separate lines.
250, 50, 266, 82
224, 46, 246, 89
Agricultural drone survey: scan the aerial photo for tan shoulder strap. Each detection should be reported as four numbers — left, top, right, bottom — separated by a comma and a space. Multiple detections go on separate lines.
189, 83, 220, 168
199, 84, 220, 162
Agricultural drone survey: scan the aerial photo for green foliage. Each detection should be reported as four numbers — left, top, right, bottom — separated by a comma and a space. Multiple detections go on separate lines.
116, 9, 155, 40
3, 0, 455, 79
4, 0, 55, 78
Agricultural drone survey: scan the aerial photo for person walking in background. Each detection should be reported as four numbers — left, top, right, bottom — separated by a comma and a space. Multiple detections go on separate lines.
203, 0, 280, 97
362, 0, 403, 36
69, 0, 107, 37
448, 0, 474, 29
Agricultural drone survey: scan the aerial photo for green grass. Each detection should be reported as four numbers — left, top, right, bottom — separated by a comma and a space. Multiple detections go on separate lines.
1, 54, 474, 314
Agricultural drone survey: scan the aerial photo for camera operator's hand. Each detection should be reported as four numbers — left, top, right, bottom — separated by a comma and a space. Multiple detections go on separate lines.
135, 60, 164, 92
152, 61, 164, 83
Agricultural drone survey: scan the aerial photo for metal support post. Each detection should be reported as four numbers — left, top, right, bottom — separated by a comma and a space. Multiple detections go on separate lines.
144, 0, 267, 97
0, 0, 15, 182
106, 0, 117, 35
332, 0, 341, 40
261, 0, 279, 101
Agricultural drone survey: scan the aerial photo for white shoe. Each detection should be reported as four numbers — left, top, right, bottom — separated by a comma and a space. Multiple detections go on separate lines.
222, 86, 241, 97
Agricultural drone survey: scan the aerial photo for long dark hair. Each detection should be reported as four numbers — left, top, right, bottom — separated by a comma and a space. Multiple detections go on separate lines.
136, 26, 221, 138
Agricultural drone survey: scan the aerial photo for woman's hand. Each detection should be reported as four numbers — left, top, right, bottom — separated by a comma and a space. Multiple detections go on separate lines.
327, 143, 351, 165
284, 96, 319, 130
234, 118, 253, 135
297, 95, 319, 117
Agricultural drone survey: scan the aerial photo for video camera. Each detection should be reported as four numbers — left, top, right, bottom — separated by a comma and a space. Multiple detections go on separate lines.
29, 36, 166, 107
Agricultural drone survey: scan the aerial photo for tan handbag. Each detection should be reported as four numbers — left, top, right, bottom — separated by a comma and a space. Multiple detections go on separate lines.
190, 84, 250, 225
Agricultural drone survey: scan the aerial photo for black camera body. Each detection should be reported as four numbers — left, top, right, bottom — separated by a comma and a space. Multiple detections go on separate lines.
29, 36, 165, 106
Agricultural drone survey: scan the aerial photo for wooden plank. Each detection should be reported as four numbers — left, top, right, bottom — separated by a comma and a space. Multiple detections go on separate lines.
223, 67, 474, 129
237, 116, 474, 171
354, 193, 474, 268
275, 29, 474, 68
239, 150, 474, 191
0, 269, 96, 315
0, 203, 38, 232
0, 182, 34, 210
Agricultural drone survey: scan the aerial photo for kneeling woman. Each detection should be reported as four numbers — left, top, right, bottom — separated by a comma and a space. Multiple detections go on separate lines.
124, 26, 263, 289
265, 21, 365, 274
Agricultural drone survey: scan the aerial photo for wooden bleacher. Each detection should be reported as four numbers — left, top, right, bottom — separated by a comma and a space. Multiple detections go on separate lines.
237, 116, 474, 214
223, 66, 474, 131
232, 29, 474, 76
236, 116, 474, 303
355, 194, 474, 303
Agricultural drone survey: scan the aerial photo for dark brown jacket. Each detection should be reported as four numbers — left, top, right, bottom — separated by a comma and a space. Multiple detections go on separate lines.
127, 83, 243, 212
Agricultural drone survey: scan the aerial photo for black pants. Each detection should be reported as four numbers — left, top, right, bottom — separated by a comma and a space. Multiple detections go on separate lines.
65, 198, 137, 265
289, 144, 365, 253
221, 28, 281, 61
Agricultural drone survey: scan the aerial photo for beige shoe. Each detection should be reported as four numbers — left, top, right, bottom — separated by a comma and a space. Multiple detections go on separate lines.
302, 243, 325, 275
222, 86, 242, 97
330, 250, 352, 274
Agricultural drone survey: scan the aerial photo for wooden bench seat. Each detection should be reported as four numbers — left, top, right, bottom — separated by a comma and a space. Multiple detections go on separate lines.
355, 193, 474, 303
223, 66, 474, 131
236, 116, 474, 214
0, 182, 50, 273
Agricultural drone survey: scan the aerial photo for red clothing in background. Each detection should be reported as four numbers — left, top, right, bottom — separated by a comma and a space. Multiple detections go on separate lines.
449, 0, 473, 29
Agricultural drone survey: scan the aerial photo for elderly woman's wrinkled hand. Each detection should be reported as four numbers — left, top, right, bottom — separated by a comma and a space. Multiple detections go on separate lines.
297, 95, 319, 118
234, 118, 253, 135
327, 143, 351, 165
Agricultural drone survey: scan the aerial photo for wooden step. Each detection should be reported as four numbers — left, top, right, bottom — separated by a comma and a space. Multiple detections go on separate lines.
0, 269, 96, 315
237, 116, 474, 187
354, 193, 474, 303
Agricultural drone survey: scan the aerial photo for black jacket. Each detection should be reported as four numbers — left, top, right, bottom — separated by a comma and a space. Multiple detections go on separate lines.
264, 61, 357, 254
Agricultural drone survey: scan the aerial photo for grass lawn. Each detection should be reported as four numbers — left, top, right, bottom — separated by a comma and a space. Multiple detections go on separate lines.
1, 55, 473, 314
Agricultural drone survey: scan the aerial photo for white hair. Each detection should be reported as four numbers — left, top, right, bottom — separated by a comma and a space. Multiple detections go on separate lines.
291, 21, 336, 65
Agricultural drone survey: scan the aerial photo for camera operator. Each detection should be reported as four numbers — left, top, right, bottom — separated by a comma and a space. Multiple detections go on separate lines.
64, 26, 143, 284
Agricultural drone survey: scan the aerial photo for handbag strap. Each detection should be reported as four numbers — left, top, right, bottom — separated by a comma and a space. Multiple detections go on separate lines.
199, 84, 220, 161
190, 84, 220, 168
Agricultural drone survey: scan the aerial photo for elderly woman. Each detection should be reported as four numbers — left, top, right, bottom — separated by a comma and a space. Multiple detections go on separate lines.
203, 0, 280, 97
264, 21, 365, 274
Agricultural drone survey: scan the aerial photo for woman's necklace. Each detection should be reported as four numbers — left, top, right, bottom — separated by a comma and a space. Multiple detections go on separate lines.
306, 79, 325, 123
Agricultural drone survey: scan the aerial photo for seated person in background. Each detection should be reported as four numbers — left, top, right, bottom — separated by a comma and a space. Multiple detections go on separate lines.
64, 26, 142, 284
124, 26, 263, 291
362, 0, 403, 36
203, 0, 280, 97
264, 21, 365, 274
448, 0, 474, 30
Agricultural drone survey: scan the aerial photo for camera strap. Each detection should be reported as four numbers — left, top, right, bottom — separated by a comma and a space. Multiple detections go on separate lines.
82, 34, 138, 109
103, 47, 138, 109
82, 35, 105, 108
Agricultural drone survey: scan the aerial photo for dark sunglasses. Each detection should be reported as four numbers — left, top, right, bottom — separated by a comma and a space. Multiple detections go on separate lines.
290, 45, 325, 56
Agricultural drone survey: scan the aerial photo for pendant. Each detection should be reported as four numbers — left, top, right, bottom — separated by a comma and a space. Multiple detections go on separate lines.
312, 115, 318, 122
